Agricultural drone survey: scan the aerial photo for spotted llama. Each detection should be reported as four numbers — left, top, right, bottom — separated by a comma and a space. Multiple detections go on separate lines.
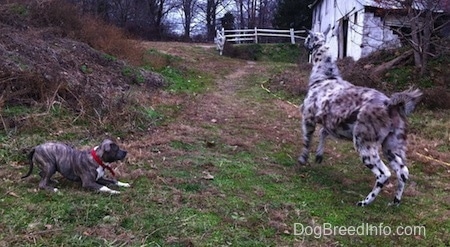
299, 29, 422, 206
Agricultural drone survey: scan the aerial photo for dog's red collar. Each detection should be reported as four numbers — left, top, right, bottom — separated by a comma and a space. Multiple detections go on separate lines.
91, 149, 116, 177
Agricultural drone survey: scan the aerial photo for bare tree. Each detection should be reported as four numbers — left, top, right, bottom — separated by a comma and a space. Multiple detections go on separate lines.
69, 0, 178, 39
206, 0, 224, 40
178, 0, 199, 40
108, 0, 134, 27
233, 0, 277, 29
374, 0, 449, 75
257, 0, 277, 27
134, 0, 179, 39
234, 0, 245, 28
69, 0, 109, 19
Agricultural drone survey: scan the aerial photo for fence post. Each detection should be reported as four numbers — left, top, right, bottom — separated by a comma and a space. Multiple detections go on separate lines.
290, 28, 295, 44
254, 27, 258, 44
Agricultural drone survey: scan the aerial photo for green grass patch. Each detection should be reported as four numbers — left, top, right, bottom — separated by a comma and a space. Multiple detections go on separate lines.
1, 105, 33, 118
121, 66, 145, 84
159, 66, 210, 93
225, 43, 305, 63
10, 3, 29, 16
140, 106, 165, 126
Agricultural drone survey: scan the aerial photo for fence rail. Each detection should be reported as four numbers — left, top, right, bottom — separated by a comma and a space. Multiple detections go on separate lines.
214, 27, 306, 55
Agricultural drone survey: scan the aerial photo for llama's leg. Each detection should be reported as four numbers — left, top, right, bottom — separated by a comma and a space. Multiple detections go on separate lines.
315, 127, 328, 163
298, 118, 315, 165
383, 133, 409, 205
356, 145, 392, 206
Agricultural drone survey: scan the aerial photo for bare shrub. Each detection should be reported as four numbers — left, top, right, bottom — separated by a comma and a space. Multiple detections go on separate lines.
266, 63, 311, 97
29, 0, 145, 66
142, 51, 172, 71
30, 0, 83, 32
78, 16, 144, 66
422, 87, 450, 109
337, 57, 377, 88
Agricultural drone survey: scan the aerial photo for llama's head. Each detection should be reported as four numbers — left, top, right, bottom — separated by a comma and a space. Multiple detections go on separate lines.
304, 31, 326, 52
303, 26, 331, 52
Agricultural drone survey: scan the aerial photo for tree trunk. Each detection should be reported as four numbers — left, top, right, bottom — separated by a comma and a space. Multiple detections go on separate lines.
420, 9, 433, 75
370, 50, 413, 80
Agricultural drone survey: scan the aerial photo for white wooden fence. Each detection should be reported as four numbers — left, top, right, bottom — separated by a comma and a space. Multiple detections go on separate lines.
214, 27, 306, 55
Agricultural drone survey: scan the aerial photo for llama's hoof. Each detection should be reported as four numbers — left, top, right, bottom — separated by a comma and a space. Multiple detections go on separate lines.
356, 201, 367, 207
298, 155, 308, 165
388, 197, 401, 206
315, 155, 323, 164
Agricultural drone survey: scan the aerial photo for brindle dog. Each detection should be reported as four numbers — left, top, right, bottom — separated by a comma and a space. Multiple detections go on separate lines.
22, 139, 130, 194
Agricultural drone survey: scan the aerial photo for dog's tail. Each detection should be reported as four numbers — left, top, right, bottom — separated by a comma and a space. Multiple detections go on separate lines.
21, 148, 35, 179
389, 88, 423, 116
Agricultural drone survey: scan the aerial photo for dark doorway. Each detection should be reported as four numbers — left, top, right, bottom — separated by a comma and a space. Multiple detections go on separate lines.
338, 18, 349, 58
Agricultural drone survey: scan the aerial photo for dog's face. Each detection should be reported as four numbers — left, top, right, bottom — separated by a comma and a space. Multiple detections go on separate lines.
98, 139, 127, 163
304, 31, 326, 52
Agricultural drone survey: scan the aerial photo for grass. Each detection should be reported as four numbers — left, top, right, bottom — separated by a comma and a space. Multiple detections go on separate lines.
225, 43, 306, 63
1, 44, 449, 246
159, 65, 212, 94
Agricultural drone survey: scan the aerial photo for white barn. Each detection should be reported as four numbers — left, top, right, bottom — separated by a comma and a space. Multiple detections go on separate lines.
309, 0, 403, 61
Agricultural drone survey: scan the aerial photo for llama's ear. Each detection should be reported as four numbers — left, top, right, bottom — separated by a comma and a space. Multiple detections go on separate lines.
323, 24, 331, 37
331, 25, 338, 37
302, 26, 311, 34
323, 25, 331, 36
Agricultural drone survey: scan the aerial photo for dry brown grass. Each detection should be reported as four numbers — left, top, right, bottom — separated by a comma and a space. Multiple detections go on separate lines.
29, 0, 145, 66
78, 17, 144, 66
0, 0, 167, 135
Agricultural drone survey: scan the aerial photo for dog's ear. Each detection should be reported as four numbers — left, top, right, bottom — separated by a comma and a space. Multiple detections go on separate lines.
102, 139, 112, 152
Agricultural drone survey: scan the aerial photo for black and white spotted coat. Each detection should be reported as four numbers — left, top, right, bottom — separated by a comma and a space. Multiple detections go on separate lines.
299, 30, 422, 206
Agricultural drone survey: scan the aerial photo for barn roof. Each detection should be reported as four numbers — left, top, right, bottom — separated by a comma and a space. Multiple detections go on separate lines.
309, 0, 450, 12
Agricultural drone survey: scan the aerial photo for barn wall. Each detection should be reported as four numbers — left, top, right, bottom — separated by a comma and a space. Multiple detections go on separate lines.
361, 11, 401, 58
310, 0, 401, 61
311, 0, 366, 60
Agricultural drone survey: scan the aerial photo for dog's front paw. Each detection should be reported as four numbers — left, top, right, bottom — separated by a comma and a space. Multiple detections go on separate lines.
117, 181, 131, 188
99, 186, 121, 194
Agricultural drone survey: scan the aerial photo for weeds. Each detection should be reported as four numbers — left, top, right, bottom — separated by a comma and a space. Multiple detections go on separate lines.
223, 43, 305, 63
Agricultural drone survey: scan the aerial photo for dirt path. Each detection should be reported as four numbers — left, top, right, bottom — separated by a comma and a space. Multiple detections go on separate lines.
126, 43, 302, 171
132, 42, 450, 173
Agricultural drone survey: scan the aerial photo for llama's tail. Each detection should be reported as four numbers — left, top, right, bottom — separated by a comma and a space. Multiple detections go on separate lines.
389, 88, 423, 116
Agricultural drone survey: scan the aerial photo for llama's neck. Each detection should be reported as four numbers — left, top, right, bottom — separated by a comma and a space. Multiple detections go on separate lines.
309, 45, 342, 86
